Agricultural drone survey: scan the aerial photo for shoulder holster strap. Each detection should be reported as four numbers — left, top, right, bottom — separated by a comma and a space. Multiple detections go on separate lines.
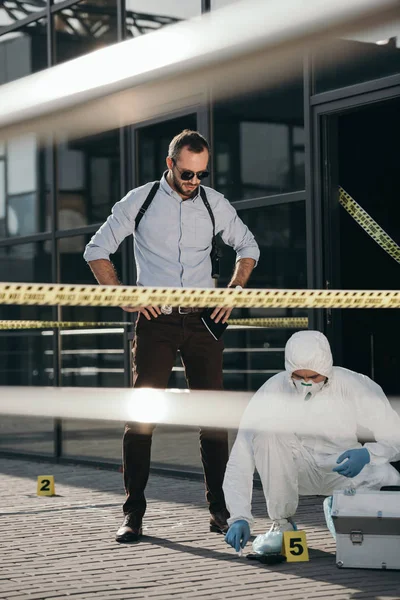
200, 186, 221, 279
135, 182, 216, 234
134, 181, 220, 277
199, 186, 216, 238
134, 182, 160, 230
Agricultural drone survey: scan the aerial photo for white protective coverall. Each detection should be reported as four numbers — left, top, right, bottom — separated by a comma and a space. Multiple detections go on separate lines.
223, 331, 400, 526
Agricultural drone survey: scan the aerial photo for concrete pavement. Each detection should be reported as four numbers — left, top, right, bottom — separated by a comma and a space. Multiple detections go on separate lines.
0, 458, 399, 600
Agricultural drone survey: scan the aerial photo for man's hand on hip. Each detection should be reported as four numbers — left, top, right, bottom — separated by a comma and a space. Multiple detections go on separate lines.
122, 306, 161, 320
210, 282, 244, 323
88, 260, 162, 319
210, 307, 233, 324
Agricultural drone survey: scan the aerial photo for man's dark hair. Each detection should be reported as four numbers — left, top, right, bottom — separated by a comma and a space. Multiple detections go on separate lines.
168, 129, 210, 161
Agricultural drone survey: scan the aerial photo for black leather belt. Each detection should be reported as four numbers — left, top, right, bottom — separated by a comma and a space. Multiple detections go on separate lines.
172, 307, 202, 314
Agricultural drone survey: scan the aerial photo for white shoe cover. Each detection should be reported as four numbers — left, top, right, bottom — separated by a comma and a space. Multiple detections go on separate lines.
252, 519, 297, 555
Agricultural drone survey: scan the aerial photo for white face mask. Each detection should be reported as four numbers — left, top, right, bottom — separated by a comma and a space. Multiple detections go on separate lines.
292, 378, 326, 399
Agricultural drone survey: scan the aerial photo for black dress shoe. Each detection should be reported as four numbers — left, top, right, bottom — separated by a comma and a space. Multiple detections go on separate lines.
210, 509, 230, 534
116, 513, 143, 543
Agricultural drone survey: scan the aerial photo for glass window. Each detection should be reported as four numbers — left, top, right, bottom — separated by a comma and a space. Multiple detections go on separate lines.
57, 129, 120, 226
211, 0, 240, 8
0, 135, 51, 239
59, 233, 126, 388
0, 20, 47, 84
218, 201, 307, 391
220, 201, 307, 290
0, 161, 5, 225
136, 114, 197, 185
7, 135, 37, 195
54, 0, 118, 64
0, 327, 55, 458
62, 420, 206, 471
213, 78, 305, 202
126, 1, 200, 38
151, 426, 202, 470
59, 233, 123, 322
62, 418, 123, 463
0, 333, 53, 386
59, 329, 126, 388
0, 24, 50, 238
0, 413, 55, 456
0, 242, 52, 321
314, 25, 400, 94
0, 3, 46, 33
222, 326, 300, 392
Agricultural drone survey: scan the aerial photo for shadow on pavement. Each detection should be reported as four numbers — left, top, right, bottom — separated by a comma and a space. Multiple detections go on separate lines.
122, 535, 400, 596
0, 455, 336, 530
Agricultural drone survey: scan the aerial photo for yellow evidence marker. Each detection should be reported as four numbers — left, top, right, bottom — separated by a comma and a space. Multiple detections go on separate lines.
37, 475, 55, 496
281, 530, 309, 562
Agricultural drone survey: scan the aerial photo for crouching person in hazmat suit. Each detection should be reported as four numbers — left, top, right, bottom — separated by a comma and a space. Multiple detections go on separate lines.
223, 330, 400, 555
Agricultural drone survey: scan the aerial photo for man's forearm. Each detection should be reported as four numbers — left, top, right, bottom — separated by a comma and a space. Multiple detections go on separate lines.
88, 259, 121, 286
88, 260, 160, 318
229, 258, 256, 288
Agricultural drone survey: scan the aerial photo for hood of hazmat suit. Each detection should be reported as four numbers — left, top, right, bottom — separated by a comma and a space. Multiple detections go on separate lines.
285, 330, 333, 380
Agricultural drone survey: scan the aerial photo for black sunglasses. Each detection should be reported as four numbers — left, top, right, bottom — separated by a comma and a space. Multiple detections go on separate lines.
172, 160, 209, 181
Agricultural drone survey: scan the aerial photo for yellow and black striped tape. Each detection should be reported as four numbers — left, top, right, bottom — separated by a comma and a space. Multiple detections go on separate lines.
339, 187, 400, 264
230, 317, 308, 328
0, 317, 309, 330
0, 320, 124, 330
0, 283, 398, 308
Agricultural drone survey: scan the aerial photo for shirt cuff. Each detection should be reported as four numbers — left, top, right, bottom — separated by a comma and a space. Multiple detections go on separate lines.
83, 245, 111, 262
235, 248, 260, 267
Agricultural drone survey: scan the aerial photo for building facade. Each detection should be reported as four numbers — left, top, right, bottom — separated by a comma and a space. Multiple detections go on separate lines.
0, 0, 399, 468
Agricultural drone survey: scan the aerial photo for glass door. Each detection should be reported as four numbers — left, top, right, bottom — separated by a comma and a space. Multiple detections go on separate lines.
316, 91, 400, 394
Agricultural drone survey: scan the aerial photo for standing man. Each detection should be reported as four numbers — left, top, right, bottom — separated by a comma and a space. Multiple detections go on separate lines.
84, 130, 259, 543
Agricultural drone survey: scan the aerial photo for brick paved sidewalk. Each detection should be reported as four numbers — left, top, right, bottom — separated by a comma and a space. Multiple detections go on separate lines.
0, 458, 399, 600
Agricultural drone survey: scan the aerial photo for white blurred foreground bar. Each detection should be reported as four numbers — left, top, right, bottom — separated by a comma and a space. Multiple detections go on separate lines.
0, 387, 399, 439
0, 387, 251, 429
0, 0, 398, 141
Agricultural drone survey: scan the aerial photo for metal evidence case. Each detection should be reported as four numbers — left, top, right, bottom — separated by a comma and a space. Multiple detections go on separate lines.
332, 490, 400, 570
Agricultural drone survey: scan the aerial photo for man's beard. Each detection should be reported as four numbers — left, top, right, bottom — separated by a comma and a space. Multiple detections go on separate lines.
170, 170, 199, 199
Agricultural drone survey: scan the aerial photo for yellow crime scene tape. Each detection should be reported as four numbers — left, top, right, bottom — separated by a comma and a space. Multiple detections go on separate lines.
339, 187, 400, 264
229, 317, 308, 328
0, 317, 309, 330
0, 282, 398, 308
0, 320, 124, 330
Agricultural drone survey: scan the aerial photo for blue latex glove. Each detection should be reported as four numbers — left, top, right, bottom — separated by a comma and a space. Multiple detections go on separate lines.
332, 448, 370, 478
225, 520, 251, 552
